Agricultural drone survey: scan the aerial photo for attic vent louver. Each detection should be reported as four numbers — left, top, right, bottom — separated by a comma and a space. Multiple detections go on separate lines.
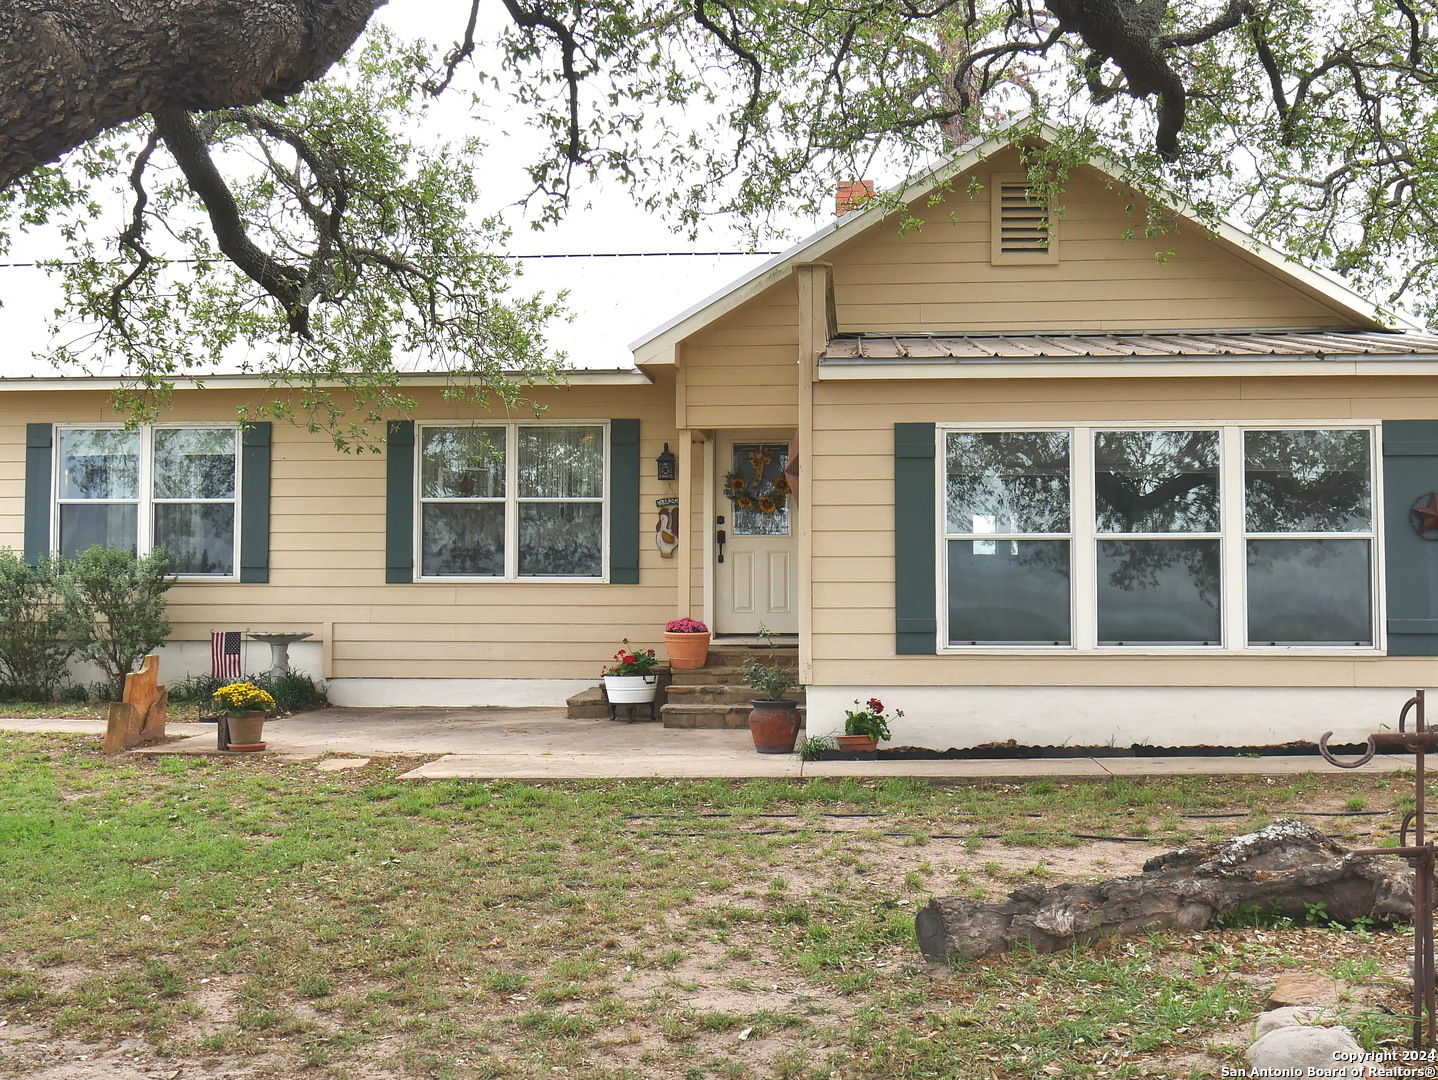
990, 173, 1058, 265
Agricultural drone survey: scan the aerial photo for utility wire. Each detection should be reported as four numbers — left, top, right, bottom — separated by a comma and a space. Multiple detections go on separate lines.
0, 250, 783, 269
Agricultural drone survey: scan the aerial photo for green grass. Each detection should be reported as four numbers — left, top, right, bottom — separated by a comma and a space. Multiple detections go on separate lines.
0, 733, 1411, 1078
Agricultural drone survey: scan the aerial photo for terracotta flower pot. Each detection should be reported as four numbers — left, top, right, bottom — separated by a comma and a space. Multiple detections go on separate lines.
664, 631, 711, 670
226, 711, 267, 750
836, 734, 878, 752
749, 699, 801, 754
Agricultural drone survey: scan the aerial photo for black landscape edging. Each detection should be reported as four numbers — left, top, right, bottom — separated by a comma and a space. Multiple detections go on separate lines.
815, 741, 1405, 761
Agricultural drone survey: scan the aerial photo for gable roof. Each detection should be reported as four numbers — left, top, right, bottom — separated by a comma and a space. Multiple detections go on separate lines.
629, 122, 1409, 366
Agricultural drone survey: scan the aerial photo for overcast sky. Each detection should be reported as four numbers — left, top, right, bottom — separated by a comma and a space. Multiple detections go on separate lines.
0, 5, 822, 377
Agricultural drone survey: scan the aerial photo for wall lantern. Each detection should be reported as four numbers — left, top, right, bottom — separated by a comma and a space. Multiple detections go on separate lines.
656, 443, 677, 481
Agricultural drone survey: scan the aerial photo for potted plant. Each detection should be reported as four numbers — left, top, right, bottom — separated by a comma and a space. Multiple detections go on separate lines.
602, 640, 661, 704
211, 681, 277, 752
663, 617, 710, 670
740, 628, 801, 754
837, 697, 902, 752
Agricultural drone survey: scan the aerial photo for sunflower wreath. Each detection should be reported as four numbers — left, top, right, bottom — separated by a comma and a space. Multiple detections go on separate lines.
723, 445, 790, 515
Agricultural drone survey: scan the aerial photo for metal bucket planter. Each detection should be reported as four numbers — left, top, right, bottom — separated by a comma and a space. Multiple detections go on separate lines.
603, 674, 659, 704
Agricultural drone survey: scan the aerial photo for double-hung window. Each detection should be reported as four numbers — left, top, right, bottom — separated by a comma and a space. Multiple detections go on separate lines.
418, 422, 607, 579
55, 426, 240, 576
941, 424, 1379, 651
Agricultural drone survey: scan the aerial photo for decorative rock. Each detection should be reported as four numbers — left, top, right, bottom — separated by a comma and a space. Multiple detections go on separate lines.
315, 758, 370, 772
1254, 1004, 1377, 1038
1246, 1025, 1363, 1069
1267, 973, 1342, 1009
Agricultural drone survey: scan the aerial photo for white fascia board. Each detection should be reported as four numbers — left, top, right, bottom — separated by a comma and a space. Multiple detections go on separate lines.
631, 117, 1405, 365
817, 355, 1438, 381
0, 369, 653, 392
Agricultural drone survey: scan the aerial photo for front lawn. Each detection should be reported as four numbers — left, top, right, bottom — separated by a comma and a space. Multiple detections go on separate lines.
0, 734, 1417, 1078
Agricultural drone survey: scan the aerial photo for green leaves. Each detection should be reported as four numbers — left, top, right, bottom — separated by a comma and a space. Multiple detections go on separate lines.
23, 31, 566, 448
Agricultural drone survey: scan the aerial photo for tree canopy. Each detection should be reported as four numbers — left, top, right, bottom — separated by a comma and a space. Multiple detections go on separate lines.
3, 1, 1437, 435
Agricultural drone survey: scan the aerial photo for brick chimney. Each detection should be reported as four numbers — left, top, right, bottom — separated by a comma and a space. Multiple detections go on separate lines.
835, 179, 875, 217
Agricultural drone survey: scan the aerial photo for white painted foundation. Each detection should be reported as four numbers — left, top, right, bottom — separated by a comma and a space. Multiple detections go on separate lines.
66, 640, 325, 691
805, 684, 1438, 750
325, 678, 593, 709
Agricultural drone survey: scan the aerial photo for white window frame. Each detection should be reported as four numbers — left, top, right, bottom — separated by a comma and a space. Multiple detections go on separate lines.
936, 420, 1385, 656
414, 420, 611, 582
52, 423, 242, 581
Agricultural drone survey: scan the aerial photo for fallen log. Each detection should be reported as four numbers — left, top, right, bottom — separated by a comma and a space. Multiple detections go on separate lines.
916, 819, 1412, 962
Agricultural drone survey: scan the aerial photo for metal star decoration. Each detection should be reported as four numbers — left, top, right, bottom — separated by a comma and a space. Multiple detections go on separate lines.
1412, 493, 1438, 538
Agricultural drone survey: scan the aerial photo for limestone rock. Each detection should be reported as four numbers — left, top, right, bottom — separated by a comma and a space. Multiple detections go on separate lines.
1266, 973, 1342, 1010
1246, 1025, 1363, 1069
1253, 1003, 1378, 1038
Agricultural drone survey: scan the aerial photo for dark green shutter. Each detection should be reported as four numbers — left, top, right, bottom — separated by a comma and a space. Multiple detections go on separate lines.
895, 422, 937, 654
1384, 420, 1438, 654
239, 422, 272, 583
386, 420, 415, 584
23, 423, 52, 565
609, 419, 640, 584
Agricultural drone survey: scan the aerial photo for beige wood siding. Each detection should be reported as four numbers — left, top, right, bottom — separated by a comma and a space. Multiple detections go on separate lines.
809, 373, 1438, 691
0, 382, 683, 680
680, 278, 800, 429
825, 148, 1356, 334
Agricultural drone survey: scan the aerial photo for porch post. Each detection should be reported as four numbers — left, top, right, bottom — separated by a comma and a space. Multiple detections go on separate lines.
794, 262, 836, 686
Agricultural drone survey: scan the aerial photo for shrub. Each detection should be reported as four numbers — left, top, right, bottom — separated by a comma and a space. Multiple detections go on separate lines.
171, 670, 327, 713
0, 551, 73, 700
58, 547, 174, 701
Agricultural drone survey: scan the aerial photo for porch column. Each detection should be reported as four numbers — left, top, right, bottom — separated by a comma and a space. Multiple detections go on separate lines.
794, 262, 836, 685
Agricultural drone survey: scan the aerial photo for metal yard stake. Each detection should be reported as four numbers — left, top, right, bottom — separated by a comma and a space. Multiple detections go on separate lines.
1321, 688, 1437, 1049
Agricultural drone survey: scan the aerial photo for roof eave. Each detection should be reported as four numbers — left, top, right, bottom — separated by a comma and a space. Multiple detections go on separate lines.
0, 368, 653, 392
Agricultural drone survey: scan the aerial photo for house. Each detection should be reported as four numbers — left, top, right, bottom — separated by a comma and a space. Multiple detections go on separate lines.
9, 128, 1438, 748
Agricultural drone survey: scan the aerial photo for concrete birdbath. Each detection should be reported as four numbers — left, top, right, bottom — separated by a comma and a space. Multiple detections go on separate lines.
245, 632, 313, 678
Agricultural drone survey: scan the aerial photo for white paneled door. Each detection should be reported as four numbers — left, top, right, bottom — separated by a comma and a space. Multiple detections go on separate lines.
715, 436, 798, 634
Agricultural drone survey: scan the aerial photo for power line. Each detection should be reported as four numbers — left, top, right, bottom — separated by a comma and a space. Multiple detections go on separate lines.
0, 250, 784, 269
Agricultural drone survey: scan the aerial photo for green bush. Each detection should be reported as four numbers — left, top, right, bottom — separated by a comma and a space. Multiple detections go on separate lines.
58, 547, 174, 701
0, 551, 74, 700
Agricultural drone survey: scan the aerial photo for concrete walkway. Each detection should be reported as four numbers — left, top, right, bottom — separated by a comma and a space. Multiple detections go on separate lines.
0, 707, 1418, 782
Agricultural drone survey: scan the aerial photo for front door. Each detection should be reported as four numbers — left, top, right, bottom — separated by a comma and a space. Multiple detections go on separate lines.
715, 436, 798, 634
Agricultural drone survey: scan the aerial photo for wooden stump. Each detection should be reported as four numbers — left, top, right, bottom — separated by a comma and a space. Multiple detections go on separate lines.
102, 654, 167, 754
916, 820, 1413, 963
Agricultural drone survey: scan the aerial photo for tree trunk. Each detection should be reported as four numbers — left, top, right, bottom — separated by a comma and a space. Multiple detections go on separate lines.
0, 0, 384, 189
916, 820, 1414, 963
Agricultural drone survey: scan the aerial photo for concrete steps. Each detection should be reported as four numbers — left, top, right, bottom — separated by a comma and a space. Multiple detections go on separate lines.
662, 644, 802, 730
565, 643, 805, 730
663, 701, 807, 729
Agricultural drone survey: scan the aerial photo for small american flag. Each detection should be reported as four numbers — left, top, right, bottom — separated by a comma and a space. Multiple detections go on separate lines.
211, 631, 242, 679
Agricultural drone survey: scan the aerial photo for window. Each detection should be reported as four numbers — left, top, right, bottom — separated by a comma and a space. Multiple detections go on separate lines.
55, 425, 239, 576
941, 425, 1379, 650
418, 423, 607, 579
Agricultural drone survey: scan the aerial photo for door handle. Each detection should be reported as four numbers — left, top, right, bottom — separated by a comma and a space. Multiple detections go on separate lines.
716, 528, 726, 563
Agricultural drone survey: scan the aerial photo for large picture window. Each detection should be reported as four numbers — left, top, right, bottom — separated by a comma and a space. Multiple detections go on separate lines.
940, 425, 1379, 651
418, 423, 606, 579
55, 425, 239, 576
